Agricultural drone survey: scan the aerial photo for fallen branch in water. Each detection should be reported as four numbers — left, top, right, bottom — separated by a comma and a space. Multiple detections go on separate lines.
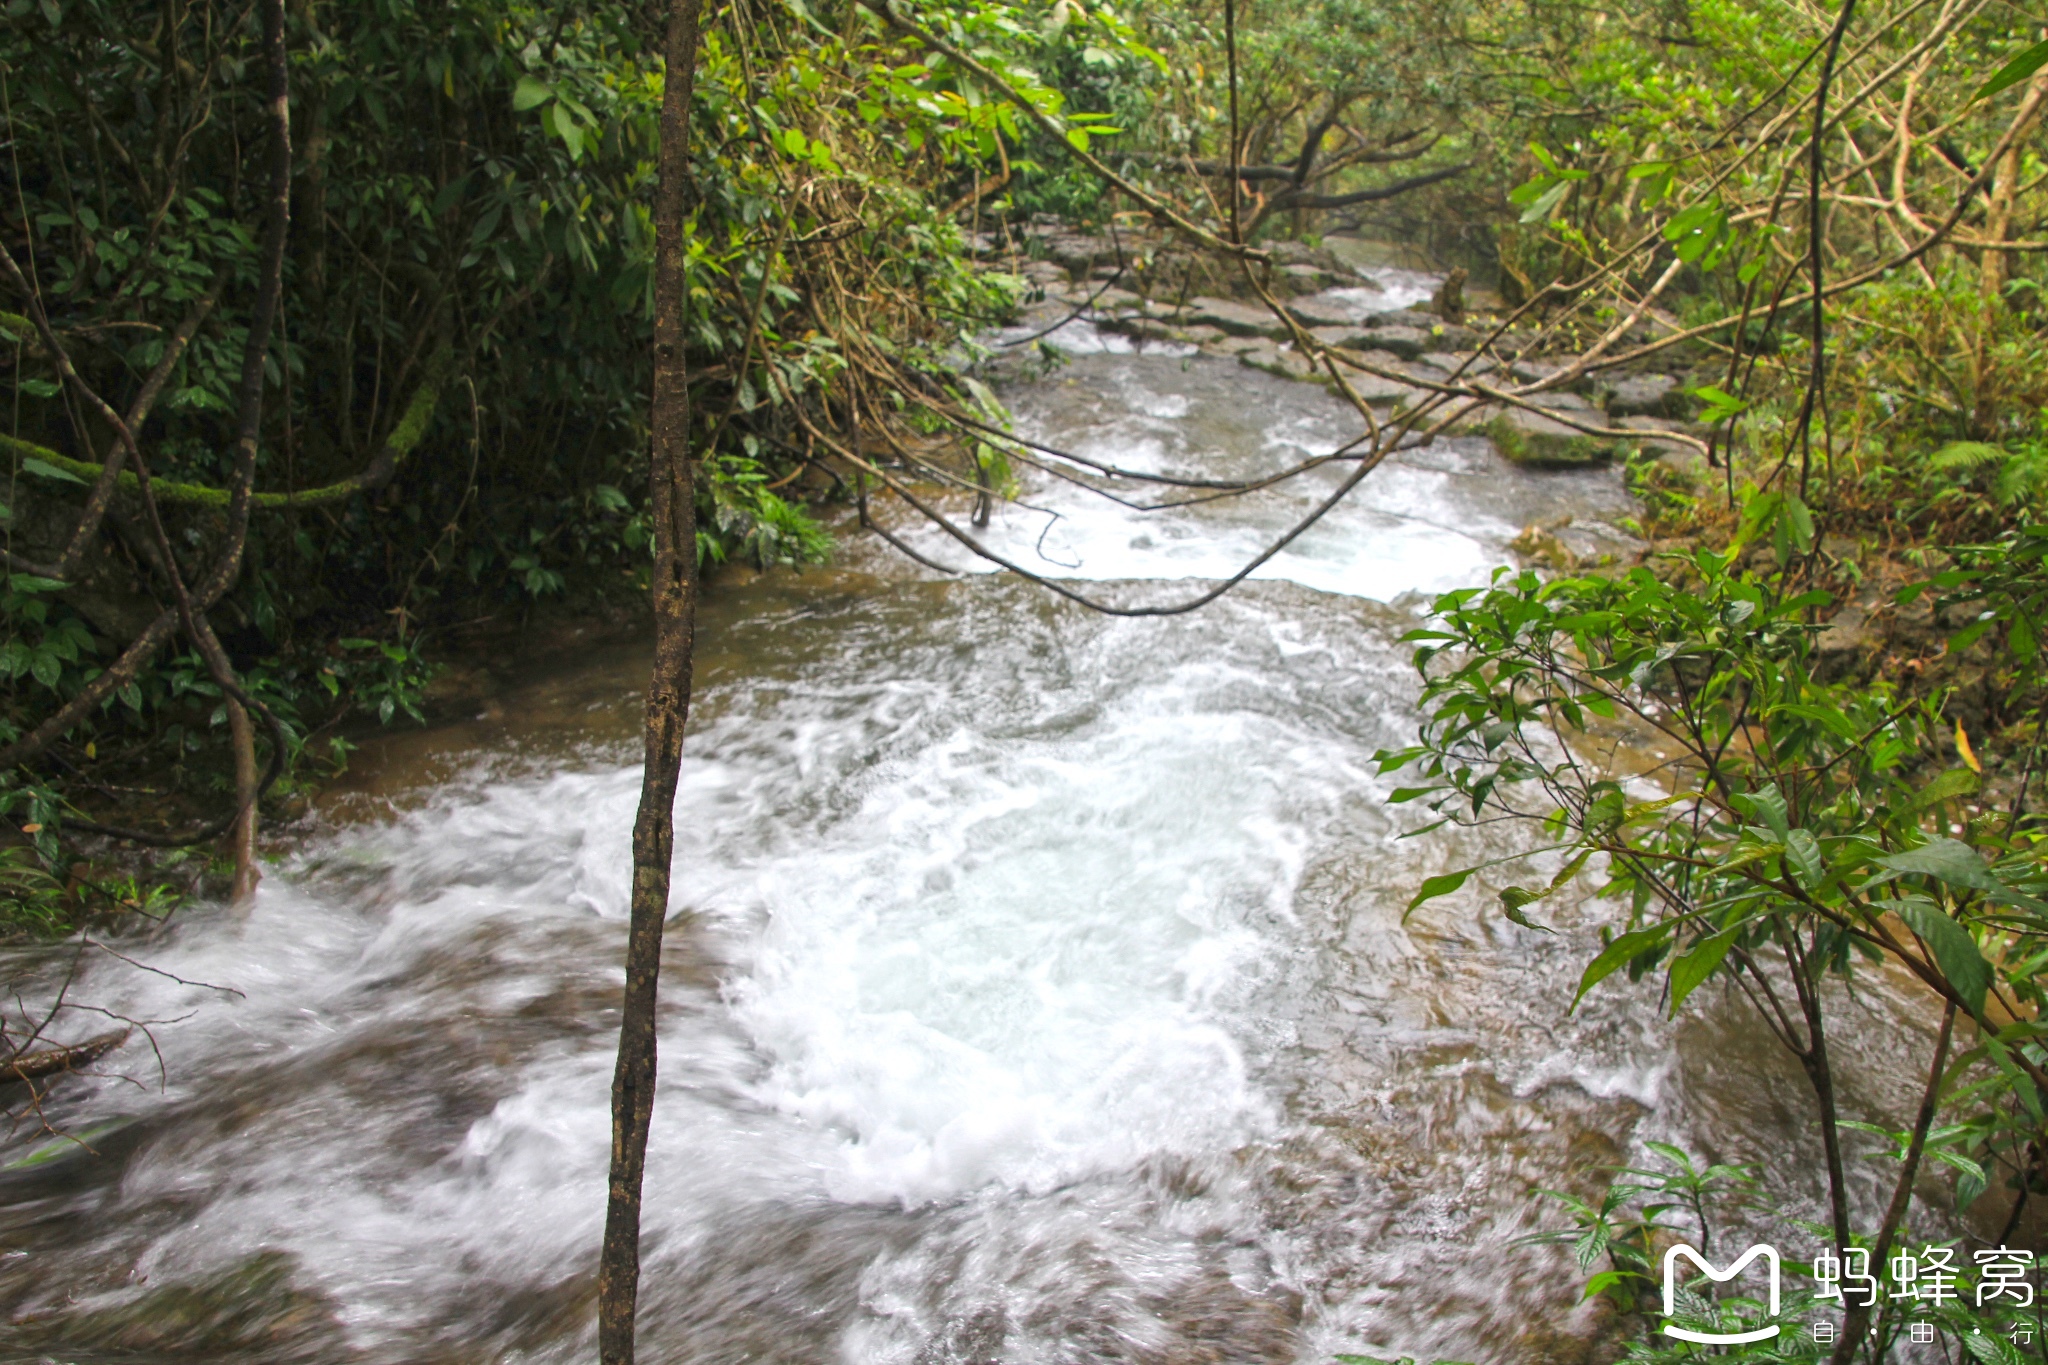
2, 1029, 129, 1084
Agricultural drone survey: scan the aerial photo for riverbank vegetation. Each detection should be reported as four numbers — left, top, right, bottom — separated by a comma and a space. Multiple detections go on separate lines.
6, 0, 2048, 1358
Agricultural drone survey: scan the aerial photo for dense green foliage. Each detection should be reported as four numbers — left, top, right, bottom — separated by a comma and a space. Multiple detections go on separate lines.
0, 0, 1077, 874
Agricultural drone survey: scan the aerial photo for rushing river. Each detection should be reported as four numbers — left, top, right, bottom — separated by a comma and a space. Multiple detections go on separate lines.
0, 322, 1934, 1363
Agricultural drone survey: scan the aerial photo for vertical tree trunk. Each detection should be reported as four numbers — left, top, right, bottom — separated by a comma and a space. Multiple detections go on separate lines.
226, 698, 259, 904
596, 0, 706, 1360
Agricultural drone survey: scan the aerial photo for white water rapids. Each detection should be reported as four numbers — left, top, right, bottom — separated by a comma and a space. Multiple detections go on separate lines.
0, 329, 1918, 1364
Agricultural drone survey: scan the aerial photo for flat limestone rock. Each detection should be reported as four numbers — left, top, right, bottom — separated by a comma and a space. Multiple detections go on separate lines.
1288, 294, 1370, 328
1043, 234, 1124, 271
1352, 325, 1430, 360
1084, 286, 1144, 314
1419, 351, 1497, 379
1329, 370, 1423, 407
1335, 347, 1414, 371
1486, 406, 1624, 467
1185, 296, 1291, 338
1528, 389, 1597, 414
1443, 401, 1504, 435
1308, 325, 1375, 351
1616, 416, 1709, 473
1508, 357, 1571, 384
1606, 373, 1684, 418
1201, 334, 1270, 357
1237, 339, 1321, 381
1113, 317, 1225, 346
1369, 311, 1482, 350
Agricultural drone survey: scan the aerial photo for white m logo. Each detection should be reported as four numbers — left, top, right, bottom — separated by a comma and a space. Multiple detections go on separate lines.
1661, 1243, 1783, 1344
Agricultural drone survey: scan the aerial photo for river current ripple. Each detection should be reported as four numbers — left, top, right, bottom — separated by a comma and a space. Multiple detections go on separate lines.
0, 333, 1897, 1364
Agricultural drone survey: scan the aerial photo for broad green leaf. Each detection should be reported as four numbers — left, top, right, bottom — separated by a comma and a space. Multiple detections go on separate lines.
1909, 768, 1980, 810
1955, 1161, 1987, 1211
1519, 181, 1569, 224
1581, 1269, 1628, 1301
1669, 924, 1741, 1014
1406, 868, 1472, 916
1784, 829, 1823, 888
1575, 925, 1671, 1008
512, 76, 553, 112
1783, 494, 1815, 552
1976, 38, 2048, 103
1499, 886, 1555, 933
1734, 785, 1790, 844
1893, 899, 1992, 1015
21, 456, 86, 485
1690, 385, 1747, 424
1874, 839, 2047, 910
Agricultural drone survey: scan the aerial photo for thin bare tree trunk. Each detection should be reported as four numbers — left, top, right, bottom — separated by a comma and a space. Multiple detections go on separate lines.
596, 0, 706, 1359
226, 698, 259, 903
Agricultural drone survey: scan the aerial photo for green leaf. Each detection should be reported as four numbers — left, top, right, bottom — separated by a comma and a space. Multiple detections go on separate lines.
1499, 886, 1556, 933
1876, 838, 2003, 895
1581, 1269, 1629, 1301
1893, 898, 1992, 1015
547, 101, 583, 160
21, 456, 86, 485
1518, 181, 1569, 224
1669, 924, 1741, 1014
512, 76, 553, 112
1690, 385, 1747, 424
1664, 204, 1726, 262
1785, 829, 1823, 888
1575, 925, 1671, 1008
1976, 38, 2048, 103
1407, 868, 1472, 916
1956, 1161, 1987, 1211
2, 1120, 124, 1169
1909, 768, 1980, 811
1734, 785, 1790, 844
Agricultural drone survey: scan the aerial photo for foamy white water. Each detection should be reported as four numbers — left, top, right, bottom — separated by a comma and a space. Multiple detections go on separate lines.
0, 347, 1821, 1365
895, 348, 1636, 601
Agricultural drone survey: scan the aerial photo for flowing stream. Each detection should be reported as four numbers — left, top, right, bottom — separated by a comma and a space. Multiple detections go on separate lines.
0, 317, 1933, 1364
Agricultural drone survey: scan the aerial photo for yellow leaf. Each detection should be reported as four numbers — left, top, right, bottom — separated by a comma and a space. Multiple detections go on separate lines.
1956, 720, 1982, 774
20, 823, 42, 834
